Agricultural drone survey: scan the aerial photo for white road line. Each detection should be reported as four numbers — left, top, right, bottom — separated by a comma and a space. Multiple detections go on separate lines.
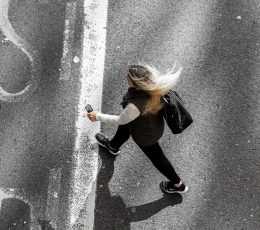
37, 0, 48, 4
45, 167, 62, 229
60, 1, 77, 81
0, 188, 13, 205
68, 0, 108, 229
0, 0, 41, 102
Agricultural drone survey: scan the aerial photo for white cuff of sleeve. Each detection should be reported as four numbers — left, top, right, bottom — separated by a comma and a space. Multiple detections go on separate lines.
96, 112, 101, 121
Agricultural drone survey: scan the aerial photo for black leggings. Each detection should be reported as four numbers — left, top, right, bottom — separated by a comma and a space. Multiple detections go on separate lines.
109, 125, 181, 184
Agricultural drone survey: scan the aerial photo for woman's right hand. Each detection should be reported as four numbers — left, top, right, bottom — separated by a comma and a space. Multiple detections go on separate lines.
87, 112, 97, 122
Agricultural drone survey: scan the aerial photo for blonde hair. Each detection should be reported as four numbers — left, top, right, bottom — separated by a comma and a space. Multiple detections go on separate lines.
128, 63, 182, 115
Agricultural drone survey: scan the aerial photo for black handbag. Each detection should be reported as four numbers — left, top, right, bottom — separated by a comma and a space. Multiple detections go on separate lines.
162, 90, 193, 134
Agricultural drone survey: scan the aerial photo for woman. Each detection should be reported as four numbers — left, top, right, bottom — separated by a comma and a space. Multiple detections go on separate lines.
87, 64, 188, 194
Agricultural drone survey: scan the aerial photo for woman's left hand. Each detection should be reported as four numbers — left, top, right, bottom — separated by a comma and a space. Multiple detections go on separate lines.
87, 112, 97, 122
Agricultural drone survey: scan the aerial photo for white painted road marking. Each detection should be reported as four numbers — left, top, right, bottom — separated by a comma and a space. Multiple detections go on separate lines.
0, 188, 13, 206
60, 1, 78, 81
45, 167, 62, 229
38, 0, 49, 4
0, 0, 41, 102
68, 0, 109, 229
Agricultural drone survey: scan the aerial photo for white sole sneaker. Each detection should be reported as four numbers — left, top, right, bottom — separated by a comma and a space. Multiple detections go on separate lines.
95, 134, 120, 156
160, 181, 189, 194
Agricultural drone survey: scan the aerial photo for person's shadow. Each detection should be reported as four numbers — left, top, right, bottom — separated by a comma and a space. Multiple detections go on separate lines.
94, 147, 183, 230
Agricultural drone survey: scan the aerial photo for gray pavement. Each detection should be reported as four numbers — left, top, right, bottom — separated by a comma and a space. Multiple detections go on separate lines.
0, 0, 259, 230
96, 0, 260, 229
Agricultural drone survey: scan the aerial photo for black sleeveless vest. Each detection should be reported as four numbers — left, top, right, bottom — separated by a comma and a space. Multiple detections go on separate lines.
121, 87, 165, 146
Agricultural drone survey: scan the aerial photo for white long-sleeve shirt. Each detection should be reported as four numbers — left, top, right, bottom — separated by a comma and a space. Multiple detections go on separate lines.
96, 103, 140, 125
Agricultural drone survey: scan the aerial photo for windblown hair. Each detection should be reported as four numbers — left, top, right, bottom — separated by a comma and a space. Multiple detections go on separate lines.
127, 63, 182, 115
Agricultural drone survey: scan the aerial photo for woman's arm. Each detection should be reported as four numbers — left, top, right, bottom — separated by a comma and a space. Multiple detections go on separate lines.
95, 103, 140, 125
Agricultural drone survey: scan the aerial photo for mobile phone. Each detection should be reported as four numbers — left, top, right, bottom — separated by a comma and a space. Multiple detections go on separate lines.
85, 104, 93, 113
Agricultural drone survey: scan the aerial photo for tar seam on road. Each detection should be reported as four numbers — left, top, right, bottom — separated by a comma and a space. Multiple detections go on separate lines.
68, 0, 109, 229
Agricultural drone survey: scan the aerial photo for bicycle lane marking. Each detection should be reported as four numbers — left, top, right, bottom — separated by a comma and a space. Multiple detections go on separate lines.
0, 0, 41, 102
67, 0, 109, 229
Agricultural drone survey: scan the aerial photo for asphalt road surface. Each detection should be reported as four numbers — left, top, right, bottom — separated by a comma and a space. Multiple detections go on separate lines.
0, 0, 83, 229
0, 0, 259, 230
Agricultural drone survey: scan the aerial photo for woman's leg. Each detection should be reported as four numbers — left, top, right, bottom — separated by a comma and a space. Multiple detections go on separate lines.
109, 124, 131, 149
138, 142, 181, 184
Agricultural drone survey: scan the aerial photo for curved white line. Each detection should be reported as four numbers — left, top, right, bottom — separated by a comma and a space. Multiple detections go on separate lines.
0, 188, 39, 230
0, 0, 41, 102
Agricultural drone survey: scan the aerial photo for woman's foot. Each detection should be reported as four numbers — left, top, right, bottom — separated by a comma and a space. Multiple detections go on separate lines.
95, 133, 120, 156
160, 181, 188, 194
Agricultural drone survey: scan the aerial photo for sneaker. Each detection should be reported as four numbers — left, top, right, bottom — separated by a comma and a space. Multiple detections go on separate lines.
95, 133, 120, 156
160, 181, 188, 194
